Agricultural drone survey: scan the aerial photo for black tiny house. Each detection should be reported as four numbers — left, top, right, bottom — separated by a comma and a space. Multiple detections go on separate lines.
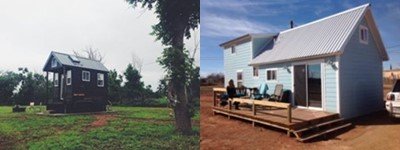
43, 51, 108, 113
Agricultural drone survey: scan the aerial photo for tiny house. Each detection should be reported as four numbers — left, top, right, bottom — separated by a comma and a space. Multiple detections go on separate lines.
43, 51, 108, 113
220, 4, 388, 119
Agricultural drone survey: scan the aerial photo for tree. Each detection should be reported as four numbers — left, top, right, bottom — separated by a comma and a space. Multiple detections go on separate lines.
108, 69, 123, 104
13, 68, 51, 105
131, 53, 143, 73
123, 64, 145, 102
73, 46, 105, 63
126, 0, 199, 135
0, 71, 21, 105
156, 78, 168, 97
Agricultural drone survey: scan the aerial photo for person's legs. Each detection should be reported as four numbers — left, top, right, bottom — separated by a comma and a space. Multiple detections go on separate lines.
220, 94, 228, 107
233, 102, 240, 110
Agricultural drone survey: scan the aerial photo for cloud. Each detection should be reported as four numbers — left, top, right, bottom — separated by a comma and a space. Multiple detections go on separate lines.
202, 0, 303, 17
201, 14, 281, 38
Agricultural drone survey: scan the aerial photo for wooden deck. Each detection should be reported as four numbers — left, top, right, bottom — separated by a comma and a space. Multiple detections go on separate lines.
213, 106, 339, 131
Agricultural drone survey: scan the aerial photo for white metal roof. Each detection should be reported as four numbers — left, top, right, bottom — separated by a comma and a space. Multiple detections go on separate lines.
250, 3, 380, 65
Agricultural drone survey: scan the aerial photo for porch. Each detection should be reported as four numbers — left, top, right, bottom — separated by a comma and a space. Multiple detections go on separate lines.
212, 88, 352, 142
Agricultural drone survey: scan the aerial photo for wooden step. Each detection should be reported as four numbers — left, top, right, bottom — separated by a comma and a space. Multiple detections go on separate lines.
294, 118, 345, 133
297, 123, 352, 142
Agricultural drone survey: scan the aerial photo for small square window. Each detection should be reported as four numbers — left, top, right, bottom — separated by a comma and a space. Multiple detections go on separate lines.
231, 46, 236, 54
359, 25, 368, 44
266, 69, 277, 81
66, 70, 72, 85
97, 73, 104, 87
253, 67, 259, 77
82, 71, 90, 82
54, 73, 59, 86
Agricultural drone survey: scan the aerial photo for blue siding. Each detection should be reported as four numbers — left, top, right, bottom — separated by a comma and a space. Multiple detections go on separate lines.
224, 42, 252, 86
223, 40, 338, 113
339, 18, 384, 119
253, 64, 292, 95
324, 57, 338, 113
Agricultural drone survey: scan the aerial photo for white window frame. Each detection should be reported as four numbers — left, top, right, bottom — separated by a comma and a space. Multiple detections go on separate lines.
51, 58, 57, 68
231, 45, 236, 54
66, 70, 72, 85
236, 70, 243, 87
266, 69, 277, 82
253, 66, 259, 78
359, 25, 368, 44
54, 73, 59, 87
97, 73, 104, 87
82, 71, 90, 82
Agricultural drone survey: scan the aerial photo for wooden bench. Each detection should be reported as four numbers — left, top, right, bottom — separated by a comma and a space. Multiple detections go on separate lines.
213, 87, 226, 107
230, 98, 292, 123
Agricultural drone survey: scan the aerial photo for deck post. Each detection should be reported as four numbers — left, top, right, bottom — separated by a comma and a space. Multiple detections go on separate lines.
213, 91, 216, 107
252, 101, 256, 116
288, 104, 292, 123
228, 100, 232, 110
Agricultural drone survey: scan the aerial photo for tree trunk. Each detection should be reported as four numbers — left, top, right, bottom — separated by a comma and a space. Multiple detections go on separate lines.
170, 23, 192, 135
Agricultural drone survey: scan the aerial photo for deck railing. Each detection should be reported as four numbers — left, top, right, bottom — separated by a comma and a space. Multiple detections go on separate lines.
230, 98, 292, 123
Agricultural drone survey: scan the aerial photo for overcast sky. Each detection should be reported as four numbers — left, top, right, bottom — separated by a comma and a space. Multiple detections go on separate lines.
0, 0, 200, 90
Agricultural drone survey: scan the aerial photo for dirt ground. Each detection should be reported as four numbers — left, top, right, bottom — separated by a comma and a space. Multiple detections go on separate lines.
90, 114, 116, 127
200, 86, 400, 150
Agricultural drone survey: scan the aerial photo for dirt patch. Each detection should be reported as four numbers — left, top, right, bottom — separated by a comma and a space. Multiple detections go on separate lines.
200, 86, 400, 150
90, 114, 116, 127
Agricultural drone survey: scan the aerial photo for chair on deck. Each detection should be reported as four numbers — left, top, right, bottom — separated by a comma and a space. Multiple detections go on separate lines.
236, 85, 247, 97
252, 83, 268, 100
268, 84, 284, 101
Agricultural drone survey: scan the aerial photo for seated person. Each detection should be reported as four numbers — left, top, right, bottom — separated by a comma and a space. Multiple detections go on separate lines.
220, 79, 241, 110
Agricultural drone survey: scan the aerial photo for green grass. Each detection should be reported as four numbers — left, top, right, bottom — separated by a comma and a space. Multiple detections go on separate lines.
0, 106, 199, 149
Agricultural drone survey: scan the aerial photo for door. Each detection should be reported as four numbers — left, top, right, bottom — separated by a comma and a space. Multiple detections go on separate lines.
60, 74, 64, 100
294, 65, 307, 106
307, 64, 322, 108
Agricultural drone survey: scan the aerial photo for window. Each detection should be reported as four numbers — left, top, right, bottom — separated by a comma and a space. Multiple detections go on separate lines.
359, 25, 368, 44
97, 73, 104, 87
266, 69, 277, 81
51, 58, 57, 68
253, 67, 259, 77
54, 73, 59, 86
66, 70, 72, 85
237, 71, 243, 87
231, 45, 236, 54
82, 71, 90, 82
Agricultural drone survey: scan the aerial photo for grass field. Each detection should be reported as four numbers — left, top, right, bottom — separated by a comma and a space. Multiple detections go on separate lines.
0, 106, 199, 149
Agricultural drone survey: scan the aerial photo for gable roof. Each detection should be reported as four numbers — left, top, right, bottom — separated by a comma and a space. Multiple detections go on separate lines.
249, 3, 388, 66
43, 51, 108, 72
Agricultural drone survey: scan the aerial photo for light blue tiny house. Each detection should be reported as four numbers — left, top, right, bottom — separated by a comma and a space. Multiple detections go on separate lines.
220, 4, 388, 119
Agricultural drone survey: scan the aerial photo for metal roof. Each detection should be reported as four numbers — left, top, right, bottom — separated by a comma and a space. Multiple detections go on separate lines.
44, 51, 108, 72
250, 3, 375, 65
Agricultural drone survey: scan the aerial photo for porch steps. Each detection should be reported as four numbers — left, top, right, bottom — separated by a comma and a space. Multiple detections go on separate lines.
293, 118, 353, 142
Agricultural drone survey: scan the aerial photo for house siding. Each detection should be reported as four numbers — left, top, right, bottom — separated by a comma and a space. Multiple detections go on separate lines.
224, 41, 252, 86
339, 18, 384, 119
324, 57, 338, 113
224, 40, 339, 113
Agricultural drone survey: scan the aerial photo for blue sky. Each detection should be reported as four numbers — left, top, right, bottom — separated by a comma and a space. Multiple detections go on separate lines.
200, 0, 400, 76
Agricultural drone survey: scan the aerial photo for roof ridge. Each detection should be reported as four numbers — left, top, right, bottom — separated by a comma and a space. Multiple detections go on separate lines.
280, 3, 370, 34
51, 51, 101, 62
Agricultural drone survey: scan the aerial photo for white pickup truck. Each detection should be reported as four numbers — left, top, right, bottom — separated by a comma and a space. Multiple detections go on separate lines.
385, 80, 400, 118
